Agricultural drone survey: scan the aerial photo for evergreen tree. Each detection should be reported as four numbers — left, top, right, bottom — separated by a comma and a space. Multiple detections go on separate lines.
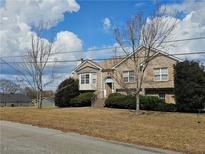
55, 77, 79, 107
174, 60, 205, 112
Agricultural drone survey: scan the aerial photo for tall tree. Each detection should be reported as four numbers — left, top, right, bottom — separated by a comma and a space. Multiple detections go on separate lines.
17, 23, 56, 108
174, 60, 205, 112
113, 5, 177, 112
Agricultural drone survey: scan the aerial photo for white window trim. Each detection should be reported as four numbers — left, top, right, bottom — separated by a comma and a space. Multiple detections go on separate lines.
80, 73, 97, 85
80, 73, 90, 84
91, 73, 97, 84
154, 68, 168, 81
123, 70, 135, 83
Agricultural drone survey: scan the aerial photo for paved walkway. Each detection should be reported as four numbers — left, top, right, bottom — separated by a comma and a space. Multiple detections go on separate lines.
0, 121, 180, 154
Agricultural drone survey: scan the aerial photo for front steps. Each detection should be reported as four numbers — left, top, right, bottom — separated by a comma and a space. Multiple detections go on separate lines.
92, 98, 106, 108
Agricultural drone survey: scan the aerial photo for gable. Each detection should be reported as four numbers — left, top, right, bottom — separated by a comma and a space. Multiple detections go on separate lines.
148, 53, 179, 66
73, 60, 101, 73
77, 66, 100, 73
112, 46, 182, 69
96, 57, 124, 69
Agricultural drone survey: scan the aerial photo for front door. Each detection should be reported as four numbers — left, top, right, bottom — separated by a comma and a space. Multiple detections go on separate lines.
105, 83, 112, 97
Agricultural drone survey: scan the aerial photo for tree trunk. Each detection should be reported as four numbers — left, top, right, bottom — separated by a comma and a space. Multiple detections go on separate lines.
136, 93, 140, 111
38, 72, 43, 109
36, 90, 39, 108
39, 89, 42, 109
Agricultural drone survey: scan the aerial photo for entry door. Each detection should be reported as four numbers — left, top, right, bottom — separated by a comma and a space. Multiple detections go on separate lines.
106, 83, 112, 97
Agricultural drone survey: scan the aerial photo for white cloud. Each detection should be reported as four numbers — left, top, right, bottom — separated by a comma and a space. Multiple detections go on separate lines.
103, 17, 111, 31
0, 0, 80, 28
161, 0, 205, 18
52, 31, 83, 62
0, 0, 82, 90
160, 1, 205, 62
0, 0, 81, 57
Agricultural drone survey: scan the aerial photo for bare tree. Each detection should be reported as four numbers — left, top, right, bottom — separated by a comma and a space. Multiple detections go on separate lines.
0, 79, 20, 94
113, 5, 177, 112
17, 23, 56, 108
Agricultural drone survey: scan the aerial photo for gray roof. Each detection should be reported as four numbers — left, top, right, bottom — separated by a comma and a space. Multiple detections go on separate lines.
0, 93, 32, 103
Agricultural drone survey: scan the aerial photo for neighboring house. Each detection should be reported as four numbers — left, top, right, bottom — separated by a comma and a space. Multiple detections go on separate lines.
0, 93, 32, 107
42, 97, 55, 107
72, 46, 182, 103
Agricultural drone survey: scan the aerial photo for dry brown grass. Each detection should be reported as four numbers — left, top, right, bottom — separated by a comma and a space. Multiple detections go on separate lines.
1, 107, 205, 153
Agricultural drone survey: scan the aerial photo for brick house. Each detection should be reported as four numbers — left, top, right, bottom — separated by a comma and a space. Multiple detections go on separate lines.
72, 46, 182, 103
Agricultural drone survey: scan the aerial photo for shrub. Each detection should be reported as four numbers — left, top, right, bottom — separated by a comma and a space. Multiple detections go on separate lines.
107, 93, 123, 98
55, 77, 79, 107
105, 93, 176, 112
156, 103, 176, 112
105, 93, 127, 108
174, 60, 205, 112
140, 96, 165, 110
70, 92, 96, 107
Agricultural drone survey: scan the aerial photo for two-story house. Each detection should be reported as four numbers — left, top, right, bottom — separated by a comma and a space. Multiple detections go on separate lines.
72, 46, 182, 103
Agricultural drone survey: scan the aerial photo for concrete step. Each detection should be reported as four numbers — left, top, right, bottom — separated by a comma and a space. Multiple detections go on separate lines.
92, 98, 106, 108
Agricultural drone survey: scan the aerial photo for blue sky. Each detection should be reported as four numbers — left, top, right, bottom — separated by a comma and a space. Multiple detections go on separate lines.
42, 0, 179, 49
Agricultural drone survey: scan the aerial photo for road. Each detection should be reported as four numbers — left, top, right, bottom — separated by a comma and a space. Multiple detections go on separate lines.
0, 121, 180, 154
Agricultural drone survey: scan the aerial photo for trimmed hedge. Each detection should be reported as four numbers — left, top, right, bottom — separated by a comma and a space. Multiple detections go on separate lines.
105, 93, 176, 112
70, 92, 96, 107
105, 93, 134, 109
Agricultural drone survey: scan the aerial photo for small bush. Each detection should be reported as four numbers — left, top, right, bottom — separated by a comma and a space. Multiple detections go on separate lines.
156, 103, 176, 112
70, 92, 96, 107
105, 93, 176, 112
107, 93, 123, 98
140, 96, 164, 110
105, 93, 127, 108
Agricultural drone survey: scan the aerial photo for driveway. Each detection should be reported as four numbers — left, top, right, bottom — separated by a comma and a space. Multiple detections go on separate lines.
0, 121, 180, 154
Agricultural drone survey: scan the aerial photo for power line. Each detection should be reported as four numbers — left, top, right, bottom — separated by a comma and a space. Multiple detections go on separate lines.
1, 51, 204, 87
0, 46, 120, 58
1, 51, 205, 64
0, 36, 205, 59
163, 36, 205, 43
172, 51, 205, 56
0, 58, 23, 74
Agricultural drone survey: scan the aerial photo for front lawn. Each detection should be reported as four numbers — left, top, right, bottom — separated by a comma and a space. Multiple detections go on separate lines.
0, 107, 204, 153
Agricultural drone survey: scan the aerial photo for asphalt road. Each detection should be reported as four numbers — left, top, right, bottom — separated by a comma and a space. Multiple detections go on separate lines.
0, 121, 180, 154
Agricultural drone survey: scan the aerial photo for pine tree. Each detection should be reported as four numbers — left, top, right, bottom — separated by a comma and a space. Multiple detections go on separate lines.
174, 60, 205, 112
55, 77, 79, 107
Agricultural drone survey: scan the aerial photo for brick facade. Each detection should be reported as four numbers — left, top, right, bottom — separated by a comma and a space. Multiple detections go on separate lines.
72, 46, 182, 103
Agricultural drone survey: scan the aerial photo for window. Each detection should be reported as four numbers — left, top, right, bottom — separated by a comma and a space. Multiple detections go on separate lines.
123, 71, 129, 82
159, 93, 165, 100
123, 71, 135, 83
81, 74, 89, 84
80, 73, 96, 84
154, 68, 168, 81
92, 74, 97, 84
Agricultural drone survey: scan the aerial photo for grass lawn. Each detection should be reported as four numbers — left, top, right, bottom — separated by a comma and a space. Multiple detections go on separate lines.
0, 107, 205, 153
